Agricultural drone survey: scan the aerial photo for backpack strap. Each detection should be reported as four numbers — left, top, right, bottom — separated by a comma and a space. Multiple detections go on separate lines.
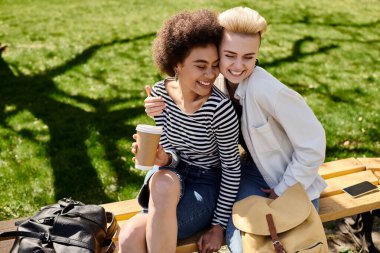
266, 214, 287, 253
0, 231, 95, 251
105, 212, 117, 240
101, 212, 117, 253
0, 231, 41, 241
103, 241, 116, 253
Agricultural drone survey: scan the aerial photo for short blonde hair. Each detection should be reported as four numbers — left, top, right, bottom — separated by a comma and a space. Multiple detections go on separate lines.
218, 7, 267, 36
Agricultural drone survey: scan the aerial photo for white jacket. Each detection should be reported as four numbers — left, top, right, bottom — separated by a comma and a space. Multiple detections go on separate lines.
214, 66, 327, 200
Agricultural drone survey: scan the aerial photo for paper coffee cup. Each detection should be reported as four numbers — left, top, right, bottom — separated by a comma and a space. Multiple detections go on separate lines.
135, 124, 163, 170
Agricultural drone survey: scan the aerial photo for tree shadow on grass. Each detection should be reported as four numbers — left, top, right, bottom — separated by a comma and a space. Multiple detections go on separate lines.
285, 79, 368, 104
259, 35, 374, 107
0, 33, 155, 205
259, 36, 349, 104
261, 36, 339, 68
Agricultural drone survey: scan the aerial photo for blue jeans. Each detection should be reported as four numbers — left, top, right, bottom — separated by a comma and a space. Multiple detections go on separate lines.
137, 161, 221, 239
226, 159, 320, 253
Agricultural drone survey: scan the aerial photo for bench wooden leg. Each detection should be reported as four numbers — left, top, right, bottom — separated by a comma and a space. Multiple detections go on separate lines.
342, 211, 379, 253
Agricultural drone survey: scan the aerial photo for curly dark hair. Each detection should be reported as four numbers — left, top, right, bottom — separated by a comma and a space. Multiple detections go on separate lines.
153, 9, 223, 77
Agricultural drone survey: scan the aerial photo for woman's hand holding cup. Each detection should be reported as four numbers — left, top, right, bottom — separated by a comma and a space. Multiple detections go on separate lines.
131, 133, 171, 168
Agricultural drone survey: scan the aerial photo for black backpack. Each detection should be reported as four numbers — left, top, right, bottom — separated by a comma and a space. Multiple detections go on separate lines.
0, 198, 116, 253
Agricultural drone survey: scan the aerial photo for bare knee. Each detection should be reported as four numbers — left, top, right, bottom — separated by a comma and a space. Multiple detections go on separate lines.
118, 216, 147, 253
149, 170, 180, 207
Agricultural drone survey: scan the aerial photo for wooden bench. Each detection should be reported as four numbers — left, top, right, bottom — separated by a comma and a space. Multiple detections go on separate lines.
1, 157, 380, 252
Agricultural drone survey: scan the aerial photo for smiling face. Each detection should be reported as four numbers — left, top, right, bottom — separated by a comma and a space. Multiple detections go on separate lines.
219, 30, 261, 84
176, 44, 220, 97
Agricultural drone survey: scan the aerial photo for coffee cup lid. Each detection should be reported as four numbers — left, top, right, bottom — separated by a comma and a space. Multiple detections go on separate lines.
136, 124, 163, 135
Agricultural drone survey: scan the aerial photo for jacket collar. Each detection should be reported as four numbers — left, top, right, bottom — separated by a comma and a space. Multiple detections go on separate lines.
235, 79, 247, 100
234, 66, 261, 100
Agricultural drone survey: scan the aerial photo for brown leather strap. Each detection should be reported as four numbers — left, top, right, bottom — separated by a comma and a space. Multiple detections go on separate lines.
266, 213, 287, 253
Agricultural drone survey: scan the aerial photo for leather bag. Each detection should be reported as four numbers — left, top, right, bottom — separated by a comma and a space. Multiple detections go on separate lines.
0, 198, 116, 253
232, 183, 328, 253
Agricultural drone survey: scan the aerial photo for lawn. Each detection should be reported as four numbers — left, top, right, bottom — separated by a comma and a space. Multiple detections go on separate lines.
0, 0, 379, 221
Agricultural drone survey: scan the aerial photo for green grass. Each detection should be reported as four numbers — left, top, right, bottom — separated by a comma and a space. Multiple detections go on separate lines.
0, 0, 379, 222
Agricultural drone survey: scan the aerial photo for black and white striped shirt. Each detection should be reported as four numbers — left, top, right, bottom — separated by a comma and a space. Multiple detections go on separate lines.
152, 80, 241, 228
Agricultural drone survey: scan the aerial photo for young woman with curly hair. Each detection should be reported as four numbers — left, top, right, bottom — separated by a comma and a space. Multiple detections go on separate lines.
118, 9, 241, 253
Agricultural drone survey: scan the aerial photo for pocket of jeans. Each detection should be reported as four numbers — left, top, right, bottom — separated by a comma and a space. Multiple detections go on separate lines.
249, 117, 281, 153
195, 169, 220, 185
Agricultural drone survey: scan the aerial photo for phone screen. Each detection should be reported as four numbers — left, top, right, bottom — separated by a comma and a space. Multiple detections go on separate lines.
343, 181, 378, 198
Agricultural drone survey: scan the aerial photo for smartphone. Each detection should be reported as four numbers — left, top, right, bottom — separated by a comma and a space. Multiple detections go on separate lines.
342, 181, 379, 198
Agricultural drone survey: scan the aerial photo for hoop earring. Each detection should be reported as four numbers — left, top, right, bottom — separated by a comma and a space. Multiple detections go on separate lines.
174, 69, 178, 81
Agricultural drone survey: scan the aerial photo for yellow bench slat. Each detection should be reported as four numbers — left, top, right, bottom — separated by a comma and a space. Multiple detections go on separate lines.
0, 240, 14, 252
319, 185, 380, 222
175, 244, 198, 253
318, 158, 365, 179
357, 157, 380, 171
320, 170, 379, 198
375, 171, 380, 182
100, 199, 142, 221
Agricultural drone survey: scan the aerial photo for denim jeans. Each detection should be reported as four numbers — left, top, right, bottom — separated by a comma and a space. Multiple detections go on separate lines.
137, 161, 221, 239
226, 159, 320, 253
